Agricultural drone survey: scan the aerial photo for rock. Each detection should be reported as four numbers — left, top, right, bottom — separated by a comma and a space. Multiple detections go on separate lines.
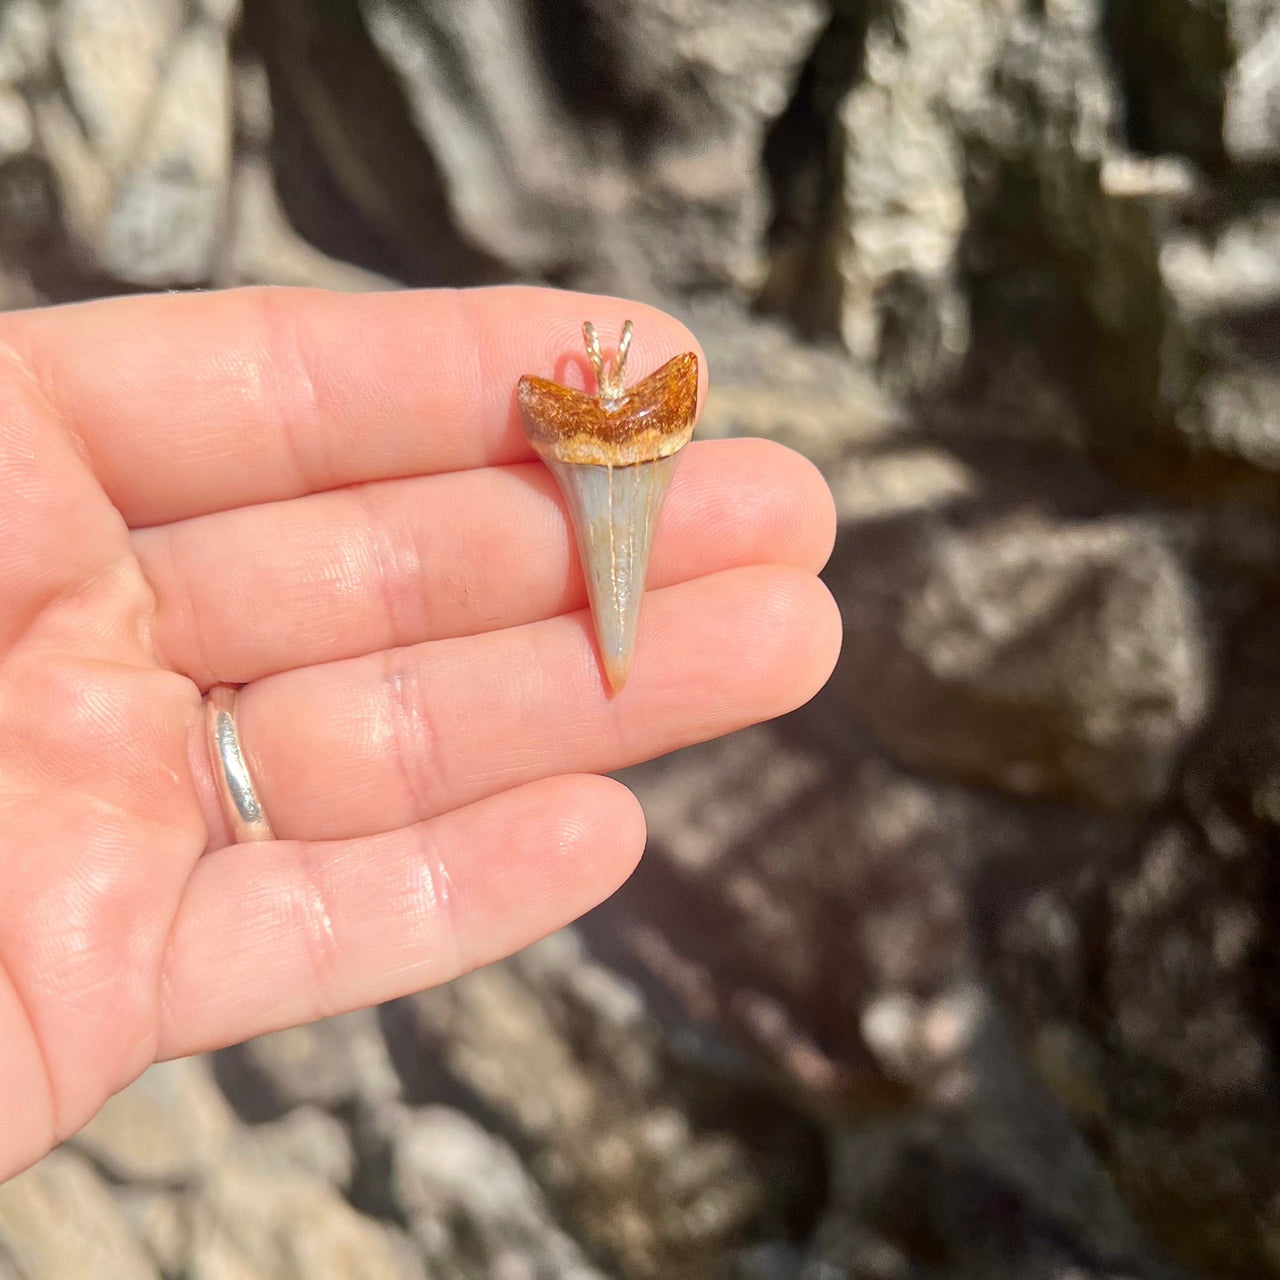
729, 1242, 802, 1280
198, 0, 242, 26
221, 154, 394, 291
991, 814, 1280, 1280
114, 1187, 192, 1279
0, 0, 51, 86
391, 1106, 609, 1280
834, 513, 1211, 810
1103, 827, 1280, 1274
0, 88, 33, 161
187, 1156, 424, 1280
71, 1057, 237, 1183
358, 0, 825, 295
30, 94, 113, 256
690, 297, 895, 467
614, 725, 963, 1105
235, 1106, 356, 1190
830, 0, 1008, 376
7, 2, 1280, 1278
763, 0, 1123, 405
610, 718, 1127, 1102
55, 0, 183, 168
946, 1, 1280, 503
383, 929, 826, 1279
99, 19, 233, 285
1160, 204, 1280, 320
983, 606, 1280, 1279
618, 722, 828, 881
608, 715, 1195, 1277
58, 1059, 368, 1273
1226, 0, 1280, 160
212, 1008, 401, 1121
239, 0, 510, 285
1183, 362, 1280, 476
822, 445, 977, 523
216, 59, 394, 291
0, 152, 58, 272
0, 1149, 160, 1280
6, 0, 238, 293
804, 1117, 1193, 1280
1104, 0, 1232, 168
955, 10, 1171, 446
80, 1086, 360, 1276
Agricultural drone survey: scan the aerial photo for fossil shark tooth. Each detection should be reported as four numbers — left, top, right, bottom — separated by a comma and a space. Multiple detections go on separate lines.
518, 320, 699, 691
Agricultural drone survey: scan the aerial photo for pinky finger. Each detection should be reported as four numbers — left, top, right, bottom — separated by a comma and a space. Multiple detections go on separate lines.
157, 775, 646, 1057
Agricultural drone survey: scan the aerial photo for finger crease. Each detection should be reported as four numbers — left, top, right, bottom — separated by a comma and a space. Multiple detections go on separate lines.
157, 524, 218, 684
413, 822, 469, 982
291, 844, 345, 1022
381, 649, 446, 824
259, 290, 326, 496
353, 487, 405, 651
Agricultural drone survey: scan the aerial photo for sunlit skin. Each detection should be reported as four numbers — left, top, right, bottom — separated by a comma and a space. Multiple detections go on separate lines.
0, 285, 841, 1180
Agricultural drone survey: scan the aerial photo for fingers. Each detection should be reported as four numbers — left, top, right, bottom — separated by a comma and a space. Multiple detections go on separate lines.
136, 438, 837, 686
158, 774, 645, 1056
4, 286, 705, 527
225, 565, 841, 843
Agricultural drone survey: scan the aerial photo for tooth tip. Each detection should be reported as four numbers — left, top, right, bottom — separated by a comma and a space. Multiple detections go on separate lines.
604, 653, 633, 692
546, 453, 684, 698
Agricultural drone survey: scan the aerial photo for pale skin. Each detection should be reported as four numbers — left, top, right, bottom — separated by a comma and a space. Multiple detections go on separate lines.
0, 285, 841, 1180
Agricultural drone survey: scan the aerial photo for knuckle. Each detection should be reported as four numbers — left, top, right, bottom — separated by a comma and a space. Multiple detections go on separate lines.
410, 822, 470, 982
289, 844, 345, 1020
380, 651, 449, 823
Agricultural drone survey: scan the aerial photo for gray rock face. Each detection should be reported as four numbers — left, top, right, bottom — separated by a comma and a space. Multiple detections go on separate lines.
186, 1157, 424, 1280
392, 1107, 608, 1280
607, 709, 1204, 1279
831, 0, 1011, 375
1227, 0, 1280, 160
9, 1, 1280, 1279
806, 1116, 1192, 1280
97, 20, 232, 285
381, 931, 825, 1279
46, 0, 232, 285
837, 514, 1211, 809
0, 1058, 422, 1280
211, 1007, 401, 1119
1104, 0, 1232, 168
0, 0, 378, 298
71, 1056, 236, 1183
358, 0, 825, 297
981, 605, 1280, 1280
0, 1150, 160, 1280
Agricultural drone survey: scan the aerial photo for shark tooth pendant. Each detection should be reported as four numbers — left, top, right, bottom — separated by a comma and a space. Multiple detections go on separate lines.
518, 321, 699, 691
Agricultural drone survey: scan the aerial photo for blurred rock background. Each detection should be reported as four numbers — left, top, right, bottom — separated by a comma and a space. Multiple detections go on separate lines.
3, 0, 1280, 1276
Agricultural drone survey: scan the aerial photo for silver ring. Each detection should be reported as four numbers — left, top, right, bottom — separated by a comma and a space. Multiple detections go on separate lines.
204, 684, 275, 843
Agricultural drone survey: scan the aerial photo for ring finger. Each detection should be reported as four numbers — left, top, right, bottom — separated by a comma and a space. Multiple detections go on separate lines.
204, 565, 841, 844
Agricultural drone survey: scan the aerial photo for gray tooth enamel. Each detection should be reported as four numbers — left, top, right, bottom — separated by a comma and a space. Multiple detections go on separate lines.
546, 453, 683, 691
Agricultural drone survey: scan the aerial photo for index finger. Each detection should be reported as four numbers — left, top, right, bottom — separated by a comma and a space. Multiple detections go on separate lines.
2, 286, 707, 527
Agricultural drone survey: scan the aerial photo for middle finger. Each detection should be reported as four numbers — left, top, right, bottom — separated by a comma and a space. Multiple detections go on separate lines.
137, 438, 834, 686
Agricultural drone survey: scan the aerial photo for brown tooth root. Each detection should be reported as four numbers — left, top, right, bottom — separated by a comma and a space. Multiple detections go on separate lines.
518, 349, 699, 465
517, 321, 700, 691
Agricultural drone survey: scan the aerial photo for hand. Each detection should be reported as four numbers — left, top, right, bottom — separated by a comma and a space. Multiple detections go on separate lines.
0, 286, 840, 1178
